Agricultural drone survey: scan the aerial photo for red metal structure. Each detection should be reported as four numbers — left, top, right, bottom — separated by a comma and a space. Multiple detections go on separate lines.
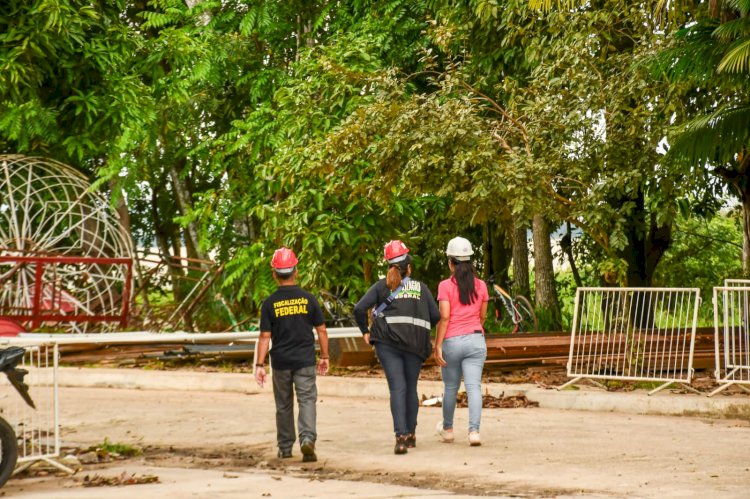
0, 255, 133, 331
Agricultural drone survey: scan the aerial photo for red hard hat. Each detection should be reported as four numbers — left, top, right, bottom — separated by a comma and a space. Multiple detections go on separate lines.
271, 247, 298, 273
383, 240, 409, 263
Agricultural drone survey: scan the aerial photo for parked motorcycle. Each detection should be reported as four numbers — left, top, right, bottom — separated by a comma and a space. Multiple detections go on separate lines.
0, 347, 35, 488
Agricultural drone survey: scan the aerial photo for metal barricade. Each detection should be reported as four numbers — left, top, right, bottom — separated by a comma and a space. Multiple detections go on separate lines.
710, 286, 750, 397
0, 343, 72, 474
559, 288, 701, 395
725, 279, 750, 287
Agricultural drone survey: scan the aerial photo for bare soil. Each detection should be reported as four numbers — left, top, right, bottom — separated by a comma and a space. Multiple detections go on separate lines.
3, 376, 750, 498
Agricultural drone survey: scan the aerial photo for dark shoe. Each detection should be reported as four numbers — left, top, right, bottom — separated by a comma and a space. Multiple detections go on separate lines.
277, 449, 292, 459
394, 435, 408, 455
301, 440, 317, 463
404, 433, 416, 448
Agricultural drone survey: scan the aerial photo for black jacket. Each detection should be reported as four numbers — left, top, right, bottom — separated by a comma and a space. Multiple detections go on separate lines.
353, 278, 439, 360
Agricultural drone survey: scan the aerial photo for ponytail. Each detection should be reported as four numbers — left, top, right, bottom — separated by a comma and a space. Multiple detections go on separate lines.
386, 265, 402, 291
386, 254, 412, 291
451, 257, 478, 305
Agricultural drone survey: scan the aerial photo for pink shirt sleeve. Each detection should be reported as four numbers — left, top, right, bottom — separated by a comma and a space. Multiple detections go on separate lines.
437, 279, 451, 302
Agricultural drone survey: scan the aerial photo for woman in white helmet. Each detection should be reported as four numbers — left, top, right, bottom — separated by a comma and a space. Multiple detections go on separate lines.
434, 237, 489, 446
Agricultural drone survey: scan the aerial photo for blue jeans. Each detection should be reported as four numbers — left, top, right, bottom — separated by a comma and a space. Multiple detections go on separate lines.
272, 365, 317, 452
374, 342, 423, 437
441, 333, 487, 433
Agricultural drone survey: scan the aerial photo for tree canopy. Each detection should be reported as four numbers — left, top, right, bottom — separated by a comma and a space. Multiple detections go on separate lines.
1, 0, 746, 330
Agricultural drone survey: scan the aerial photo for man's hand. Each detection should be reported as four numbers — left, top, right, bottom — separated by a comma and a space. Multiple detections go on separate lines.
317, 358, 329, 376
255, 366, 267, 387
363, 333, 370, 345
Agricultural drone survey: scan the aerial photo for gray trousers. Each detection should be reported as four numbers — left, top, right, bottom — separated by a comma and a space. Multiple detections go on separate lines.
272, 365, 317, 451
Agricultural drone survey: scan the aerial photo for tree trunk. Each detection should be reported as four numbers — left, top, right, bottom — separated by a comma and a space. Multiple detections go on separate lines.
741, 189, 750, 277
512, 219, 530, 298
487, 223, 511, 284
617, 187, 672, 288
168, 161, 207, 262
561, 221, 582, 288
715, 155, 750, 276
108, 180, 134, 255
151, 186, 186, 302
532, 214, 562, 330
108, 179, 144, 314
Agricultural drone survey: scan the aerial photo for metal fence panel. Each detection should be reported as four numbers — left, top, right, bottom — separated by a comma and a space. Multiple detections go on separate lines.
724, 279, 750, 287
561, 288, 701, 395
710, 287, 750, 397
0, 343, 71, 473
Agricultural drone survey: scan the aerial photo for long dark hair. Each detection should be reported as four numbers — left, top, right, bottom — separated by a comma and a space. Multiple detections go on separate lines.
451, 257, 477, 305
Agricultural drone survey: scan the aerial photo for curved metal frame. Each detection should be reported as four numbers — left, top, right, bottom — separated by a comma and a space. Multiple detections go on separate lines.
0, 155, 134, 333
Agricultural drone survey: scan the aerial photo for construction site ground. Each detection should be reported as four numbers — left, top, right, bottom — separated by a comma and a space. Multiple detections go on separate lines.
4, 368, 750, 499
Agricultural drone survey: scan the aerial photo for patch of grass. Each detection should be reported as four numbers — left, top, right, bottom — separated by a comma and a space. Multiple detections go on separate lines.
632, 381, 663, 390
98, 438, 141, 457
141, 360, 167, 370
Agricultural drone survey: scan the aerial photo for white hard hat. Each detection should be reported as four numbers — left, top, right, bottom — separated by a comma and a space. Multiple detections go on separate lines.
446, 237, 473, 261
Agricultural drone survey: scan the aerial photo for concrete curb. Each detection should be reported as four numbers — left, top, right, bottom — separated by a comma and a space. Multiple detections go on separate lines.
57, 367, 750, 418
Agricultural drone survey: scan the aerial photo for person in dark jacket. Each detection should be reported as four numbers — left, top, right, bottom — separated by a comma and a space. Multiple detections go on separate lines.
353, 240, 439, 455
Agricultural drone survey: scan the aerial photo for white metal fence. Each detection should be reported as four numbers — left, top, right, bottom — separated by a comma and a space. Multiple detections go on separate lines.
725, 279, 750, 286
711, 286, 750, 397
0, 343, 72, 474
560, 288, 701, 395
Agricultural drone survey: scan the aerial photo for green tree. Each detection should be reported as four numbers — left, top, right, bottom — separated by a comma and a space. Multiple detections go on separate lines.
654, 211, 743, 300
506, 1, 704, 292
0, 0, 151, 163
652, 0, 750, 273
199, 1, 440, 307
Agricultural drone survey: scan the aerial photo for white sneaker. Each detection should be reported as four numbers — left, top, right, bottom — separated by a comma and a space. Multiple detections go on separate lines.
436, 421, 454, 443
469, 431, 481, 446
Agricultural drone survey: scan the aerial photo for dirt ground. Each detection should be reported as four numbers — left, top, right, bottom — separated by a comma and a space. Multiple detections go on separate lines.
3, 378, 750, 498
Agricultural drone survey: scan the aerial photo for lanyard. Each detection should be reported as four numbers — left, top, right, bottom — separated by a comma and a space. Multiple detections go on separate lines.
372, 277, 411, 317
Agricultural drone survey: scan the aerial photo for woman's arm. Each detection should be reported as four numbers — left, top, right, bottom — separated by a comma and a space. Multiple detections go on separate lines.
353, 283, 381, 333
433, 300, 450, 367
353, 282, 383, 344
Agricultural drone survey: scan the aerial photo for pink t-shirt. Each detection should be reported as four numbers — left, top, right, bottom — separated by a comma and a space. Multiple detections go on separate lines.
437, 277, 489, 339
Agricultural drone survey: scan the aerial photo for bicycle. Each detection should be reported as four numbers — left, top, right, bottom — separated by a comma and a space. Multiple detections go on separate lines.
318, 289, 357, 328
487, 278, 538, 333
